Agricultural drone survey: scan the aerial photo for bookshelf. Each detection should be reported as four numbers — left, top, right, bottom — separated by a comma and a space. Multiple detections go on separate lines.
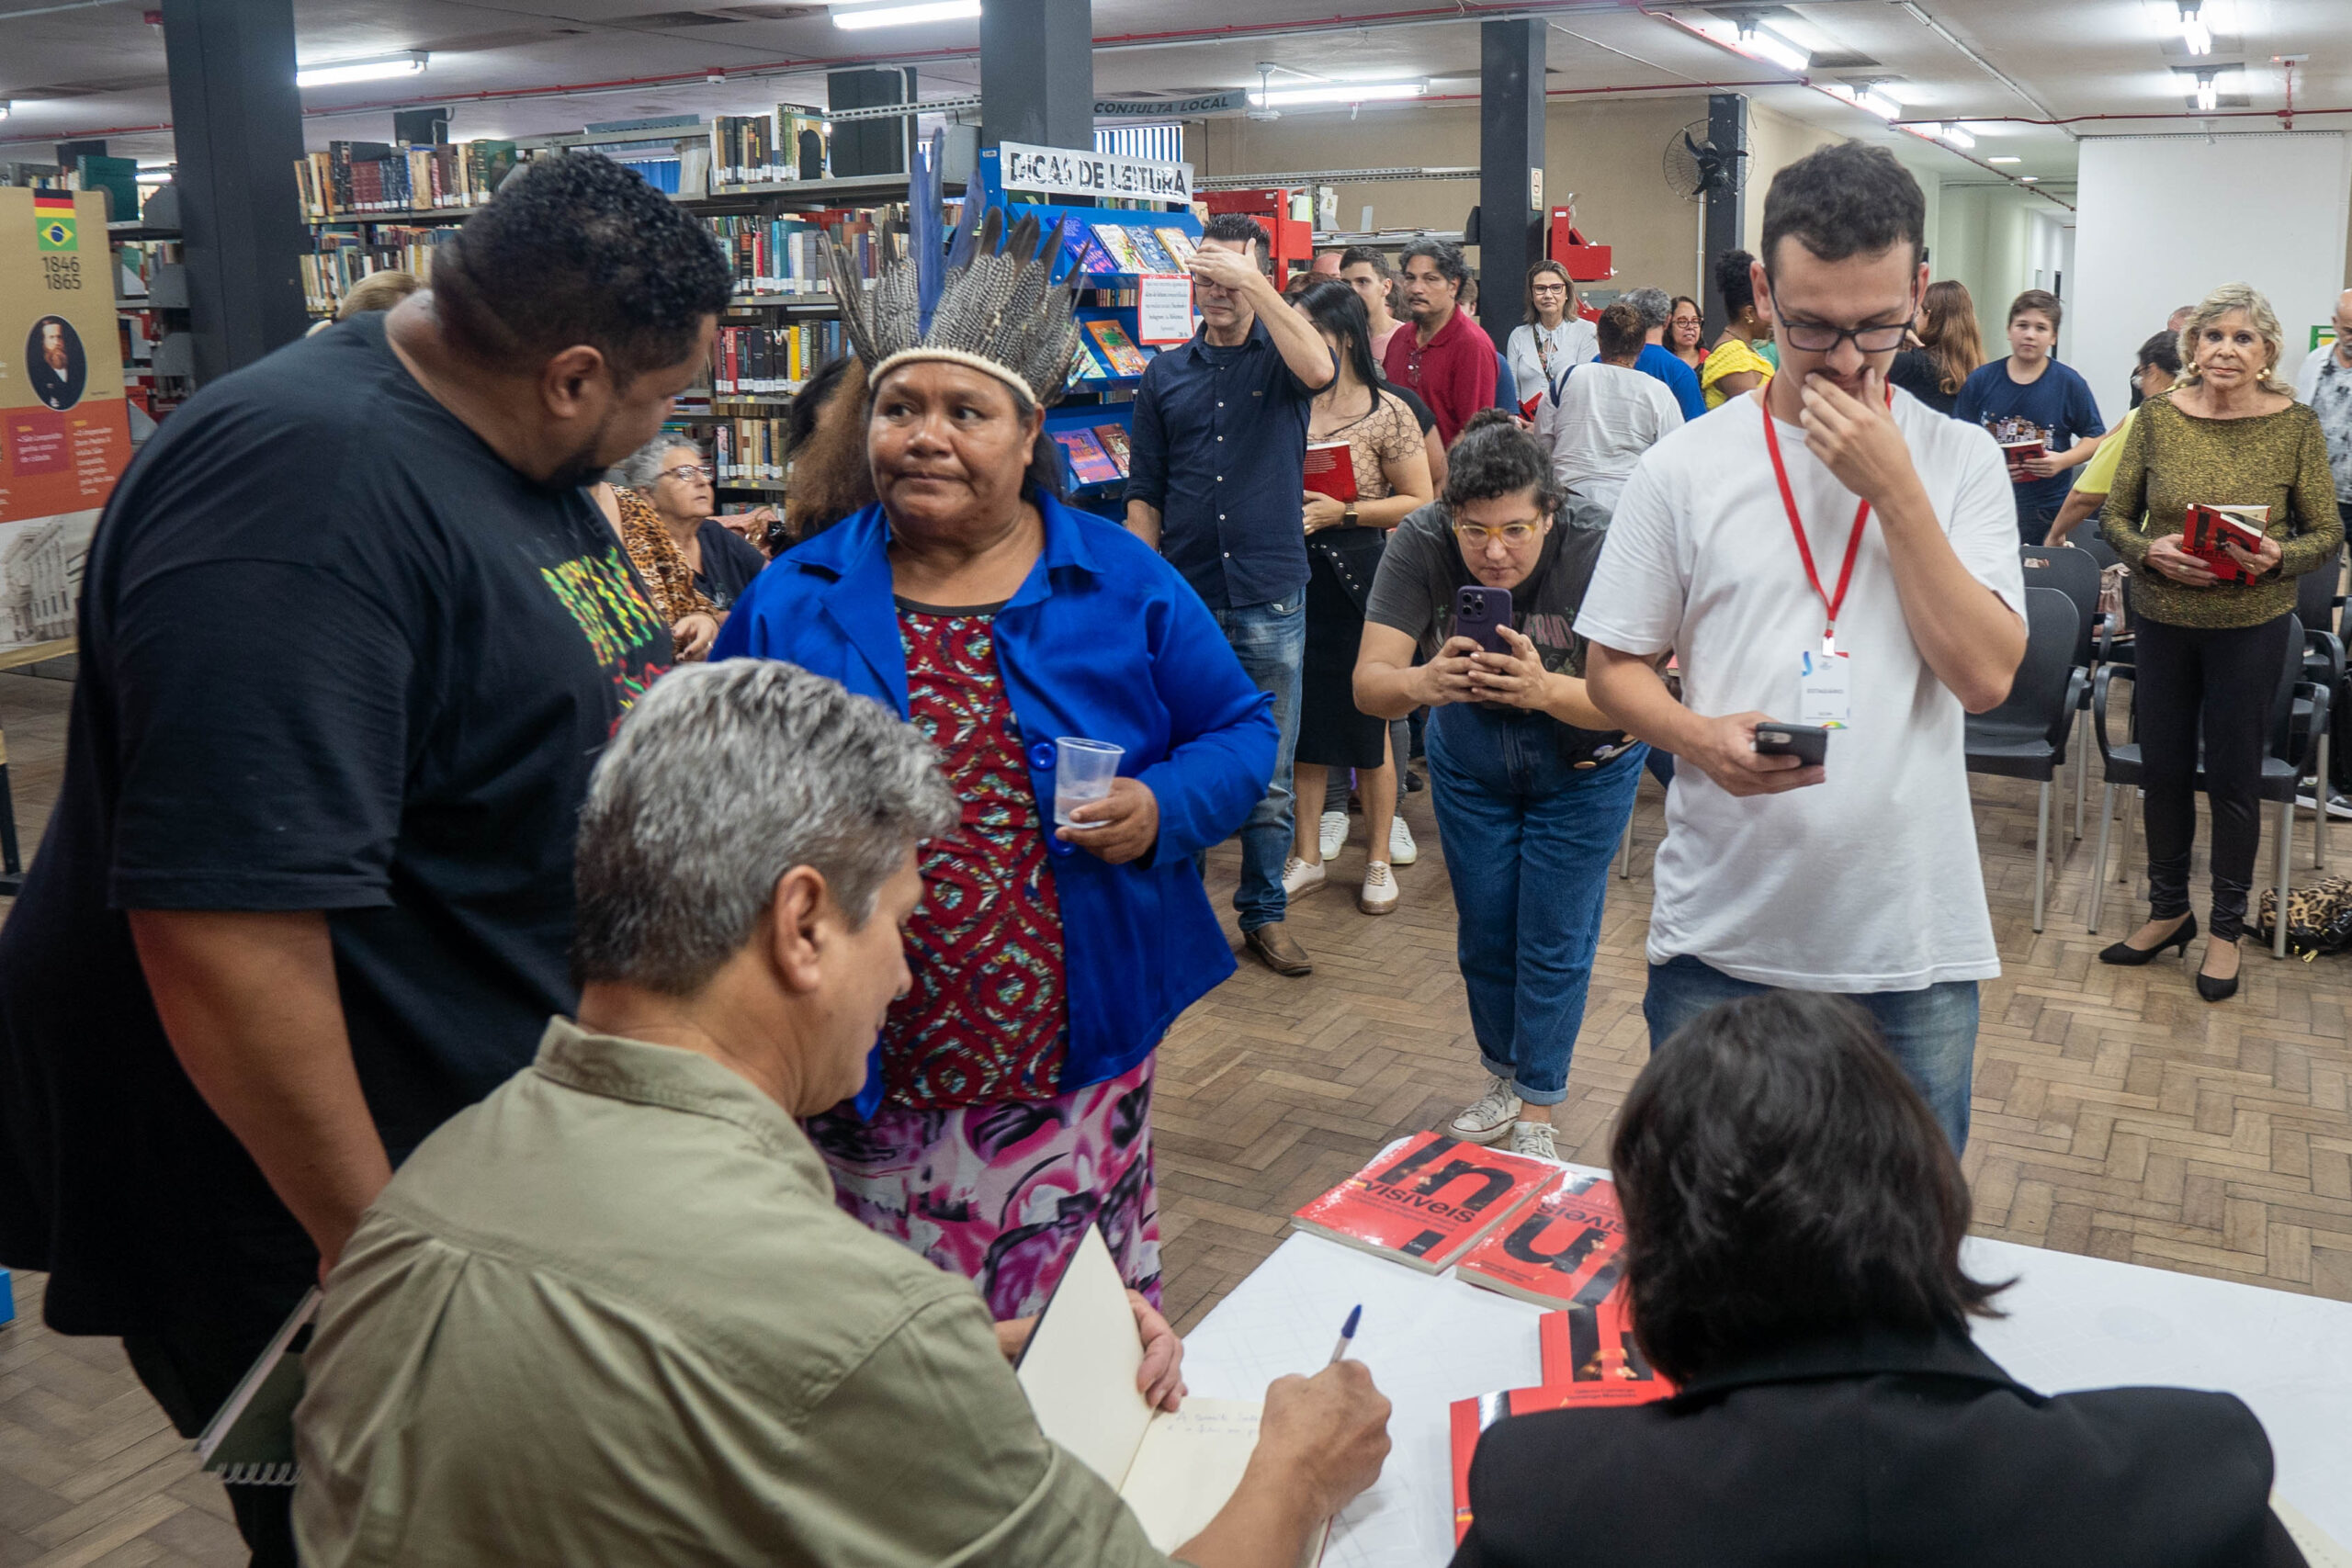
973, 145, 1204, 513
108, 188, 193, 437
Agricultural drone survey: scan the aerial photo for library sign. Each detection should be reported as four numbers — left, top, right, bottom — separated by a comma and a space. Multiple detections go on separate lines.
0, 186, 128, 652
998, 141, 1193, 203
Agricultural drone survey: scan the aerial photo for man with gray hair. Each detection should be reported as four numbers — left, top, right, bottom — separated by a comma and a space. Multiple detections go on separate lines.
292, 660, 1392, 1568
1619, 286, 1707, 420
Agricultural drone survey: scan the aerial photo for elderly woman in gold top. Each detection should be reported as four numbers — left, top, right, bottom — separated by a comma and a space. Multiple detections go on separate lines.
2097, 283, 2344, 999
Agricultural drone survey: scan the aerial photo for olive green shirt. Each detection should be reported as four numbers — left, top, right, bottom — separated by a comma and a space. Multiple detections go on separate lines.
2098, 393, 2344, 629
292, 1019, 1173, 1568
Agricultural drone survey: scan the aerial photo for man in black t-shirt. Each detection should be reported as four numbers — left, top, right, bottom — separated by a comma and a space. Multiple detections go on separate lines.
0, 153, 730, 1563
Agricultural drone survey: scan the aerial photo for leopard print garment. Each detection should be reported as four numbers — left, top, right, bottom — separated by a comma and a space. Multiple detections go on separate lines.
615, 484, 718, 635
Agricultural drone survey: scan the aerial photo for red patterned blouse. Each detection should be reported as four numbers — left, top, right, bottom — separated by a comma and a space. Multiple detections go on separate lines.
879, 602, 1070, 1108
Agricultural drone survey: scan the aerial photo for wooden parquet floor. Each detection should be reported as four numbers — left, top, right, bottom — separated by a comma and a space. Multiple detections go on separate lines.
0, 666, 2346, 1563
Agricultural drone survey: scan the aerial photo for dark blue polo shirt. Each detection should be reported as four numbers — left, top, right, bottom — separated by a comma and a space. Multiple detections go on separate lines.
1126, 315, 1328, 611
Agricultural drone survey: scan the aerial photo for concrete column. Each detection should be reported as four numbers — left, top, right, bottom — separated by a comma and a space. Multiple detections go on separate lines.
980, 0, 1093, 152
1476, 17, 1544, 353
159, 0, 310, 386
1701, 93, 1748, 337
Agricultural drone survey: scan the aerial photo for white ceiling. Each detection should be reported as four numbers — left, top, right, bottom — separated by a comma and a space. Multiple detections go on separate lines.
1, 0, 2346, 200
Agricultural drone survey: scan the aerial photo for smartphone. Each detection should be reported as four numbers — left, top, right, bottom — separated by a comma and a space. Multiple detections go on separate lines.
1453, 584, 1514, 655
1753, 722, 1829, 768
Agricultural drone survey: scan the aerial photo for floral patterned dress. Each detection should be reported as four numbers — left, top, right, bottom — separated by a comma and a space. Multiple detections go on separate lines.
807, 600, 1161, 1320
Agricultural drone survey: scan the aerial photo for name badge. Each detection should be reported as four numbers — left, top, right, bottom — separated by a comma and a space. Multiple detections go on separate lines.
1799, 649, 1852, 728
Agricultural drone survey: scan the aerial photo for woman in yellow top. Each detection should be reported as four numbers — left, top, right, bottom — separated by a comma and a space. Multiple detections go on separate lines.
1700, 248, 1774, 411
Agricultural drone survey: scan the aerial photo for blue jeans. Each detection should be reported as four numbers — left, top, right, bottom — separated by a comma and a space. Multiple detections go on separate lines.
1208, 596, 1305, 933
1643, 953, 1979, 1151
1428, 703, 1644, 1106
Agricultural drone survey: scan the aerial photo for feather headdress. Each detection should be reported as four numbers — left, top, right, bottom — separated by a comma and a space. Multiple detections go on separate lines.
826, 132, 1081, 409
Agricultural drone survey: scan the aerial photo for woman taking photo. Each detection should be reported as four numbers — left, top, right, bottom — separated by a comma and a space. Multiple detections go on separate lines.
1665, 295, 1707, 375
1354, 413, 1643, 1161
715, 218, 1280, 1317
1890, 278, 1984, 417
1505, 260, 1599, 411
2098, 283, 2342, 1000
1283, 281, 1434, 916
1453, 991, 2301, 1566
1700, 249, 1774, 411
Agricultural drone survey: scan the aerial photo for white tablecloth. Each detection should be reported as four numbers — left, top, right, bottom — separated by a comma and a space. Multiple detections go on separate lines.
1182, 1168, 2352, 1567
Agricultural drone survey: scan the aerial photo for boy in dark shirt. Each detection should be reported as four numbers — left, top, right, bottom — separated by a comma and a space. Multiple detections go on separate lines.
1951, 288, 2106, 545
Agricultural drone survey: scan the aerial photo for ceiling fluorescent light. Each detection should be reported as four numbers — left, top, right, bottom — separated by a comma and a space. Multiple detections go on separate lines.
1737, 21, 1810, 73
1248, 82, 1427, 107
1939, 122, 1976, 150
2178, 2, 2212, 56
831, 0, 979, 27
2195, 76, 2219, 111
296, 51, 427, 88
1987, 155, 2021, 164
1857, 86, 1904, 119
2018, 175, 2039, 183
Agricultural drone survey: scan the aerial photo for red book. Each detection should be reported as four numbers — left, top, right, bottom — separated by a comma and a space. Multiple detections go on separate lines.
1303, 440, 1358, 503
2181, 502, 2269, 586
1092, 423, 1133, 478
1289, 1132, 1563, 1273
1998, 437, 2046, 482
1453, 1173, 1626, 1308
1448, 1297, 1675, 1543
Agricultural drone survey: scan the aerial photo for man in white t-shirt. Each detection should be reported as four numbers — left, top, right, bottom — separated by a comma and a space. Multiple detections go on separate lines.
1535, 299, 1685, 531
1577, 141, 2027, 1150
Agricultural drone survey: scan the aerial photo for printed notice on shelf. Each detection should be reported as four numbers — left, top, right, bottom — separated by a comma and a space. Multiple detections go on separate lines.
1136, 275, 1194, 345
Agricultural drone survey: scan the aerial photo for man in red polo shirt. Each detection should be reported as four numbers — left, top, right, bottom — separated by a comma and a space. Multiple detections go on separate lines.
1382, 239, 1498, 446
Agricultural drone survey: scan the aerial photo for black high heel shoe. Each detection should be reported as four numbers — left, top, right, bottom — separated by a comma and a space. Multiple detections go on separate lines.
2099, 912, 2197, 966
2196, 939, 2241, 1003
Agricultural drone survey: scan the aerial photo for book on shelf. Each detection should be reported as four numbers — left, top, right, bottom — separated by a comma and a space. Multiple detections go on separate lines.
1126, 229, 1179, 274
1092, 423, 1133, 477
1453, 1172, 1625, 1309
1068, 337, 1111, 383
1084, 319, 1150, 378
706, 205, 910, 296
710, 416, 788, 484
1447, 1295, 1674, 1543
2182, 502, 2270, 586
712, 321, 844, 395
1288, 1131, 1564, 1273
1053, 429, 1123, 487
1017, 1224, 1325, 1563
712, 107, 832, 187
1303, 441, 1358, 504
1154, 227, 1198, 267
302, 141, 513, 220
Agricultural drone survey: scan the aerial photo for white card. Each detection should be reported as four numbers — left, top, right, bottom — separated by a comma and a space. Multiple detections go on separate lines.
1798, 649, 1852, 729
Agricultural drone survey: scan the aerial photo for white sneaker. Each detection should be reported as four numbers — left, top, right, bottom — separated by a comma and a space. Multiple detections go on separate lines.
1319, 809, 1349, 860
1358, 862, 1398, 915
1447, 1074, 1521, 1146
1282, 855, 1327, 900
1509, 1121, 1559, 1162
1390, 818, 1419, 865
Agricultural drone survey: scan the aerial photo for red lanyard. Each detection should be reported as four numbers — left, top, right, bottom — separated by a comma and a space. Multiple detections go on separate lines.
1759, 392, 1882, 656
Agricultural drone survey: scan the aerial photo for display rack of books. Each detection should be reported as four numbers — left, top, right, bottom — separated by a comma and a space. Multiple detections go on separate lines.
110, 185, 192, 438
975, 144, 1204, 513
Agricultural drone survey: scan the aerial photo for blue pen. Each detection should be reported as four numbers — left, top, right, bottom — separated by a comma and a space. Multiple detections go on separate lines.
1328, 1304, 1363, 1366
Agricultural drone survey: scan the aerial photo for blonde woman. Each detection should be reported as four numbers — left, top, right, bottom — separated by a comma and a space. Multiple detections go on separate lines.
2098, 284, 2343, 999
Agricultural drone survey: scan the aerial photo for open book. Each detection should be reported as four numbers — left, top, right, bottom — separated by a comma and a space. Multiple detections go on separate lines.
194, 1289, 320, 1485
1017, 1225, 1325, 1562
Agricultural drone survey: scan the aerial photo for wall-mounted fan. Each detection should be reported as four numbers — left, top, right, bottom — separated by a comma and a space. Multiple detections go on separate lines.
1663, 118, 1749, 204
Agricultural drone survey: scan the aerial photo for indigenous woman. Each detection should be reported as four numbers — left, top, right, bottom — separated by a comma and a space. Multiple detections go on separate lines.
713, 216, 1278, 1317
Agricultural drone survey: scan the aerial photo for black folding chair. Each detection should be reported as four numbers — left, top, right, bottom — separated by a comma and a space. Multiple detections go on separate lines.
2021, 546, 2103, 840
1966, 586, 2085, 933
2088, 615, 2330, 956
2295, 553, 2346, 867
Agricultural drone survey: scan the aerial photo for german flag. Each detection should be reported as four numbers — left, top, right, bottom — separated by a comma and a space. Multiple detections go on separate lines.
34, 190, 77, 252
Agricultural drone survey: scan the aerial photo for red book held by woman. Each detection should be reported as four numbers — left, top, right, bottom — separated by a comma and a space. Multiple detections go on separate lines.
1303, 441, 1358, 504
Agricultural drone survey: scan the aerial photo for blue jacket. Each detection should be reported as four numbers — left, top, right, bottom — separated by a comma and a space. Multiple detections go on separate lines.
711, 494, 1278, 1111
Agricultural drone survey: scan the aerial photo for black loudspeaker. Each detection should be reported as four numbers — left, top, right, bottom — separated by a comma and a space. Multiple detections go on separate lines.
392, 107, 451, 145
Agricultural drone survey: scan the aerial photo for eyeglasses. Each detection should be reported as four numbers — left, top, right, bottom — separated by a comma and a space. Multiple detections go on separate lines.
662, 463, 713, 482
1453, 521, 1544, 547
1764, 283, 1914, 355
1531, 284, 1568, 297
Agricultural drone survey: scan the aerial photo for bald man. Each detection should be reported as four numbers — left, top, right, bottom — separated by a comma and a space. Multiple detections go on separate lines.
2295, 288, 2352, 509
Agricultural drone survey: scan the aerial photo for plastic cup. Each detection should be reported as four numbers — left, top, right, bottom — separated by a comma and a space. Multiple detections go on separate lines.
1054, 737, 1125, 829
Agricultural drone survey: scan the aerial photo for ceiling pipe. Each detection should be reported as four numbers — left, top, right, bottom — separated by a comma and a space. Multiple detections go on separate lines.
1894, 1, 2075, 141
1895, 106, 2352, 128
1637, 5, 2076, 211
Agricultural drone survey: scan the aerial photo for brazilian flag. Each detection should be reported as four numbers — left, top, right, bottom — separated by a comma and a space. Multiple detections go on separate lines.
34, 192, 77, 252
